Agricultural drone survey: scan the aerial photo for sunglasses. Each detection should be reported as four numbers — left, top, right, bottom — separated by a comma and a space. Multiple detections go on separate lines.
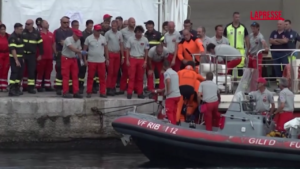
63, 21, 69, 24
25, 23, 32, 26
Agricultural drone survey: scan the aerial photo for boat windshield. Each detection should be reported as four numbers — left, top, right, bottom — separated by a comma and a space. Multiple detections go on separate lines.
228, 68, 258, 112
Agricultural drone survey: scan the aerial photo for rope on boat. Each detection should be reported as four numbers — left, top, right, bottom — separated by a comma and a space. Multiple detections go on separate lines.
91, 101, 157, 115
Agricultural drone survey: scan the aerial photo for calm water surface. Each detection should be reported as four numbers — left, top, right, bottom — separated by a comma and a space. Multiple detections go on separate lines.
0, 149, 280, 169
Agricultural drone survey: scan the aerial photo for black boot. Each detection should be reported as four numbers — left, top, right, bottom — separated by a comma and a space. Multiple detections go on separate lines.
45, 87, 54, 92
79, 82, 84, 94
16, 84, 23, 95
107, 88, 112, 96
28, 85, 36, 94
73, 92, 83, 98
8, 84, 17, 97
56, 86, 62, 95
111, 88, 116, 96
37, 87, 43, 92
63, 93, 73, 98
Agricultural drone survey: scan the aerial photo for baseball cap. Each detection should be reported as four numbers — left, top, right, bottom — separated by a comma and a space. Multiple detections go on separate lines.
72, 29, 82, 37
251, 22, 260, 28
257, 77, 267, 84
144, 20, 155, 25
94, 24, 102, 31
103, 14, 112, 20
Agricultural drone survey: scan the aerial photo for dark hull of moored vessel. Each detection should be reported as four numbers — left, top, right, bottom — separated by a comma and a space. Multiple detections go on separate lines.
112, 113, 300, 168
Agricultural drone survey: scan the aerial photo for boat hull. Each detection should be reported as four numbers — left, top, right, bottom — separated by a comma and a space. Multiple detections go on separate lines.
113, 115, 300, 167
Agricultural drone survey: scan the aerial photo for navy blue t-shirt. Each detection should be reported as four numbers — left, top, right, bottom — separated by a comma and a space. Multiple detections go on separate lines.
269, 30, 290, 50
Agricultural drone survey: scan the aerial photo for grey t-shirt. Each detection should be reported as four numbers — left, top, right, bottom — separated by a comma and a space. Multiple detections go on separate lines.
148, 46, 169, 62
105, 30, 123, 52
198, 80, 219, 103
210, 36, 230, 45
121, 27, 135, 47
249, 89, 274, 112
62, 36, 81, 58
278, 88, 294, 112
249, 32, 265, 55
163, 31, 181, 53
215, 44, 241, 61
126, 36, 149, 57
84, 34, 107, 63
164, 68, 181, 99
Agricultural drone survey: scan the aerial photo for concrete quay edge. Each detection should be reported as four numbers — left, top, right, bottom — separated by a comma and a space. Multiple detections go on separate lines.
0, 96, 157, 142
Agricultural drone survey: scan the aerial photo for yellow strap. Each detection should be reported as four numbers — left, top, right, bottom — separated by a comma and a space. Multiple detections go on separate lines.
149, 41, 161, 45
23, 39, 43, 44
9, 43, 24, 48
9, 54, 22, 57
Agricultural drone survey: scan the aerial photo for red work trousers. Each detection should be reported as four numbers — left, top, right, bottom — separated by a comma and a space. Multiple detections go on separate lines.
204, 101, 220, 131
147, 61, 164, 91
167, 54, 181, 72
165, 96, 180, 124
227, 58, 242, 74
127, 57, 145, 95
120, 51, 129, 91
248, 53, 263, 77
0, 52, 9, 90
275, 112, 293, 132
36, 59, 53, 89
87, 62, 106, 94
107, 52, 120, 89
61, 56, 79, 94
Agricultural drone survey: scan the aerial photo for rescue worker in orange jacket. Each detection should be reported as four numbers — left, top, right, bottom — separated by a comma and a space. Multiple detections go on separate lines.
176, 61, 205, 124
177, 29, 204, 67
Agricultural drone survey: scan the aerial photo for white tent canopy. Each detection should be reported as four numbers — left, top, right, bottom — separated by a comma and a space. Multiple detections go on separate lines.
1, 0, 189, 33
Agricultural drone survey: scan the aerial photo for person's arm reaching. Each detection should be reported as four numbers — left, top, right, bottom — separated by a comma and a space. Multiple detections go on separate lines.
177, 43, 184, 61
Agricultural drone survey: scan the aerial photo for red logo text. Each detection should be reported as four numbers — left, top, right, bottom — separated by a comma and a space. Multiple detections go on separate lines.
250, 11, 285, 20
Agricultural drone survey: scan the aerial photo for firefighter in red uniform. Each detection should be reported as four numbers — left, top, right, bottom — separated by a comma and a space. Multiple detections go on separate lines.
118, 17, 135, 95
83, 25, 109, 98
0, 24, 9, 92
36, 20, 56, 92
105, 20, 124, 96
126, 25, 149, 99
60, 29, 84, 98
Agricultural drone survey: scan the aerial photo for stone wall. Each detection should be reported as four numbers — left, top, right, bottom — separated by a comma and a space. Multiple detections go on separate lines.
0, 97, 157, 142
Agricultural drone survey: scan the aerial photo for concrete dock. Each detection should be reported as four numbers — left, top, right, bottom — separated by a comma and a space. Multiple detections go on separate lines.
0, 91, 157, 142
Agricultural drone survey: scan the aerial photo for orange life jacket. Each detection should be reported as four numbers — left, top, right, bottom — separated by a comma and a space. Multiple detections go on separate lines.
178, 66, 199, 99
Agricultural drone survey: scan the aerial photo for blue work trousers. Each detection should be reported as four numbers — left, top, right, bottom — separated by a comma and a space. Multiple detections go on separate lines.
271, 52, 289, 78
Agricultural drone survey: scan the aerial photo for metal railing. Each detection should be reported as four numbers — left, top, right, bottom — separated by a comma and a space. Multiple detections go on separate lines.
256, 49, 300, 93
192, 49, 300, 94
192, 53, 245, 93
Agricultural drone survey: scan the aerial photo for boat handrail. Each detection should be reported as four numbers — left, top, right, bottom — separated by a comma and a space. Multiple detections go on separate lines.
256, 49, 300, 93
192, 49, 300, 94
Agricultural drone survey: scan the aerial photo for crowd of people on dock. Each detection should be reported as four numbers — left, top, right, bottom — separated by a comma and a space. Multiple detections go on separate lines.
0, 11, 297, 131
